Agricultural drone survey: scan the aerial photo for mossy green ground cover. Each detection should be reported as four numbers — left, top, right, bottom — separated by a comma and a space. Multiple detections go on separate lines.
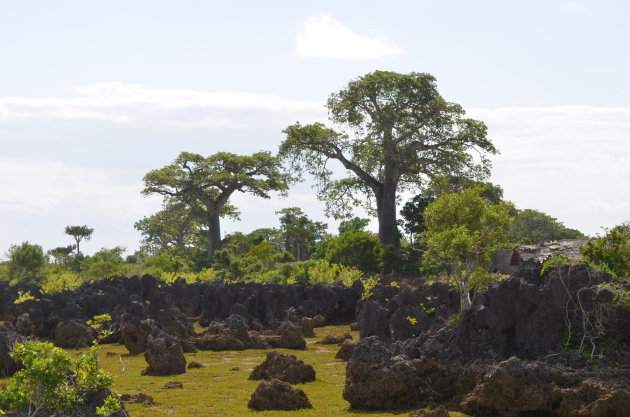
1, 325, 470, 417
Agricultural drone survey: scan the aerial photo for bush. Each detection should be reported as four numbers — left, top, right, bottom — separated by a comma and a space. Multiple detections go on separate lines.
325, 230, 383, 273
307, 259, 362, 287
580, 228, 630, 279
6, 242, 47, 285
0, 315, 120, 417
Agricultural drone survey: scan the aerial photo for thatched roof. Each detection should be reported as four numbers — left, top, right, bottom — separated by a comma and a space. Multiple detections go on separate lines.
510, 239, 589, 266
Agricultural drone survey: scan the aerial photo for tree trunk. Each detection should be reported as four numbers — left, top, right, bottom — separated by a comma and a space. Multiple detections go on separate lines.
376, 182, 399, 247
207, 210, 222, 265
459, 272, 472, 312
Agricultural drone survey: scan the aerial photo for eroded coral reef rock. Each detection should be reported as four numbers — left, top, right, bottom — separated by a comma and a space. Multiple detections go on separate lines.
249, 350, 315, 384
142, 330, 186, 376
247, 378, 312, 411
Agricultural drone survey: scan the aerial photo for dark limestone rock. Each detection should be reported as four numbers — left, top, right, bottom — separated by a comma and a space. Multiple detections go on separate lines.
316, 333, 352, 345
335, 339, 357, 361
247, 379, 312, 411
162, 381, 183, 389
266, 321, 307, 350
119, 315, 154, 354
53, 320, 95, 348
142, 330, 186, 376
249, 351, 315, 384
0, 327, 24, 376
343, 336, 418, 410
192, 333, 245, 351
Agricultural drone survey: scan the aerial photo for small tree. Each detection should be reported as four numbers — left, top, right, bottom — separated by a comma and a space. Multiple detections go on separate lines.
423, 187, 512, 311
276, 207, 327, 261
6, 242, 47, 284
48, 245, 76, 266
64, 225, 94, 258
325, 230, 383, 273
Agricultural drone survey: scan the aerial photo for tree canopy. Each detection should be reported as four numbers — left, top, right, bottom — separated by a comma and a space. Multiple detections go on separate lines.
279, 70, 497, 266
423, 187, 513, 311
508, 209, 585, 244
142, 151, 292, 264
64, 225, 93, 257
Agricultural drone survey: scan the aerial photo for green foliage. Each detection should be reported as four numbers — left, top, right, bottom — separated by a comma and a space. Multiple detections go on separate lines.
280, 71, 497, 250
14, 290, 36, 304
338, 217, 370, 235
0, 314, 121, 416
307, 259, 362, 287
509, 209, 585, 244
80, 247, 126, 282
276, 207, 327, 261
6, 241, 47, 284
580, 228, 630, 279
325, 230, 383, 273
360, 276, 379, 300
64, 225, 94, 263
142, 151, 293, 264
423, 187, 512, 311
96, 395, 121, 417
540, 252, 571, 276
448, 312, 461, 325
0, 342, 75, 416
134, 199, 205, 258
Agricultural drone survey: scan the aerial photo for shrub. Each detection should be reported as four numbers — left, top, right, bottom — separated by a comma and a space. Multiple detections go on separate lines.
6, 242, 47, 285
325, 230, 383, 273
0, 315, 120, 417
580, 228, 630, 279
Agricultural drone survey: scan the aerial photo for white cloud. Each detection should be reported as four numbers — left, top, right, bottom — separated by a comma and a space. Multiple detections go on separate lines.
0, 82, 325, 128
0, 159, 159, 216
295, 13, 403, 60
563, 2, 586, 12
468, 106, 630, 235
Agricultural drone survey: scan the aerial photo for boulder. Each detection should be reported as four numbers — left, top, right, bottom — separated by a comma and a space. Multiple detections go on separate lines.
0, 327, 24, 376
408, 406, 450, 417
247, 379, 312, 411
335, 339, 357, 361
119, 315, 154, 355
316, 333, 352, 345
299, 317, 314, 337
343, 336, 419, 410
249, 351, 315, 384
53, 320, 95, 348
266, 322, 306, 350
192, 333, 245, 351
142, 331, 186, 376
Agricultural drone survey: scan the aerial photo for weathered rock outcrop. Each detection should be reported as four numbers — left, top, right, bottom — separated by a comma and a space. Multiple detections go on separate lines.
142, 330, 186, 376
249, 351, 315, 384
347, 263, 630, 416
0, 327, 24, 376
53, 320, 95, 348
247, 379, 312, 411
335, 339, 357, 361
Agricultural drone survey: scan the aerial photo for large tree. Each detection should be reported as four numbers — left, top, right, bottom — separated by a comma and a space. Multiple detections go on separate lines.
142, 151, 291, 264
279, 71, 496, 254
508, 208, 586, 244
64, 225, 94, 257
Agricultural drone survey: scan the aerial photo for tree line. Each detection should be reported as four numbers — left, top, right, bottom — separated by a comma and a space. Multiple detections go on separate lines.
3, 70, 625, 304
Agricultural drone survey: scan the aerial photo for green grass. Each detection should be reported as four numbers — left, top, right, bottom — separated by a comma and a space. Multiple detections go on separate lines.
2, 324, 471, 417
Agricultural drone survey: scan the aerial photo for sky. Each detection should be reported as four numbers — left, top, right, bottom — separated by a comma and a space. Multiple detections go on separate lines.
1, 1, 629, 256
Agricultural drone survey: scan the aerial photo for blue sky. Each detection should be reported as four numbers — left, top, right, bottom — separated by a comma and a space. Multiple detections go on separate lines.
1, 1, 629, 255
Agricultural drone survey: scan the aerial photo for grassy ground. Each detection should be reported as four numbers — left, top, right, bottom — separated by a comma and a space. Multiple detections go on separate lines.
2, 324, 471, 417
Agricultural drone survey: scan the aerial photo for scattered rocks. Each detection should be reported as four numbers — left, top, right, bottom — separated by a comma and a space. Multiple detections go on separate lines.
192, 333, 245, 351
316, 333, 352, 345
408, 406, 449, 417
187, 361, 203, 369
162, 381, 183, 389
142, 331, 186, 376
120, 393, 155, 404
249, 351, 315, 384
335, 339, 357, 361
299, 317, 314, 337
247, 379, 312, 411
